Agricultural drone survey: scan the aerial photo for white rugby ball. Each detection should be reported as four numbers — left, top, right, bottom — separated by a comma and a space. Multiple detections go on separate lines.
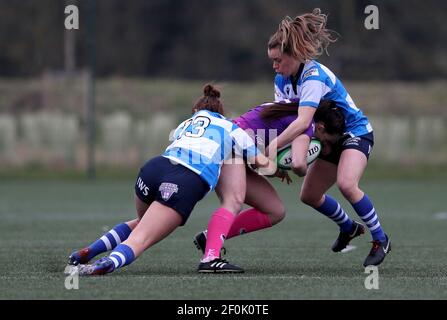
276, 139, 321, 170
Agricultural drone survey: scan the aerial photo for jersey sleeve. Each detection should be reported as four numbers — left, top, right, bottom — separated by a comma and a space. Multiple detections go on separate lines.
230, 126, 259, 160
299, 67, 332, 108
298, 79, 326, 108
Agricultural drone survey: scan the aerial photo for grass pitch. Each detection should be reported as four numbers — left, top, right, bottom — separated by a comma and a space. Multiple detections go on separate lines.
0, 177, 446, 299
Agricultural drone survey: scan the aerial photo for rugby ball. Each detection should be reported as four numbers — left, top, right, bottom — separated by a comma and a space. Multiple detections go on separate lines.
276, 139, 321, 170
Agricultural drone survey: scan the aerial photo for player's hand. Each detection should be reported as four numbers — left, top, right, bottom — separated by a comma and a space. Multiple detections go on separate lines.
275, 169, 292, 184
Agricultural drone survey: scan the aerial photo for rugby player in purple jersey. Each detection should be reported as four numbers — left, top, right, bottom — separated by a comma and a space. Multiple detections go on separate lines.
194, 100, 346, 271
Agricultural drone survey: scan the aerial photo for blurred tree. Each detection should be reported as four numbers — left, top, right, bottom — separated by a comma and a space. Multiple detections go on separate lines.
0, 0, 445, 80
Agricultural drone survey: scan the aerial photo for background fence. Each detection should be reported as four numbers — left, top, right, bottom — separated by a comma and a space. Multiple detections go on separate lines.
1, 75, 445, 170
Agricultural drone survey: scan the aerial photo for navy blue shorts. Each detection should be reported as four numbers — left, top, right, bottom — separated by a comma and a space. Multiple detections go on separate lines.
318, 132, 374, 165
134, 156, 209, 226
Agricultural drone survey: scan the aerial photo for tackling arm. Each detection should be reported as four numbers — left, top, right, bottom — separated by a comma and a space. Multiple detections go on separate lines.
266, 106, 316, 155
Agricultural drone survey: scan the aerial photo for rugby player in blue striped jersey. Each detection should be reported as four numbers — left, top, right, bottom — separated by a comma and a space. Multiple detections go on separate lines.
265, 9, 390, 266
67, 84, 278, 275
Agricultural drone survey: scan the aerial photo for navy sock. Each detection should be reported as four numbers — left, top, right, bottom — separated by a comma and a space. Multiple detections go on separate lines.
315, 194, 354, 232
85, 223, 132, 260
351, 194, 386, 241
109, 244, 136, 270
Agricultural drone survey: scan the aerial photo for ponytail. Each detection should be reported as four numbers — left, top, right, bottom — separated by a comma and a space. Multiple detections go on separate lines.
268, 8, 338, 60
192, 84, 225, 115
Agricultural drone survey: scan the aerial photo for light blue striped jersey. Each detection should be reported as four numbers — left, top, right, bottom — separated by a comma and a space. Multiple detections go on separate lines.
163, 110, 259, 190
274, 60, 372, 137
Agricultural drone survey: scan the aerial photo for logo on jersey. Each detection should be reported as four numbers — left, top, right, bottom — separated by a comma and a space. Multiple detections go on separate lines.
302, 68, 319, 80
159, 183, 179, 201
343, 137, 361, 147
136, 177, 150, 196
284, 84, 292, 96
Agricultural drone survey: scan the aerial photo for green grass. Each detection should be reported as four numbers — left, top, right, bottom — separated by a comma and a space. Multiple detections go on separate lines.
0, 178, 446, 299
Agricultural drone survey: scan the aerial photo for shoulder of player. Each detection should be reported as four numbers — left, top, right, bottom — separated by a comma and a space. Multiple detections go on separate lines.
192, 110, 236, 133
301, 60, 331, 83
302, 61, 339, 88
195, 109, 226, 120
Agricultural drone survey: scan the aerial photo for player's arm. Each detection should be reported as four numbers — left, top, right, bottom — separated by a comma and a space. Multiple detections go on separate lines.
267, 77, 325, 155
231, 126, 292, 182
249, 152, 278, 176
231, 127, 277, 176
267, 106, 316, 154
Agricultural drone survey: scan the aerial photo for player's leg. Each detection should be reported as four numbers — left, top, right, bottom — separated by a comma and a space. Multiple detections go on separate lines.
300, 158, 364, 251
221, 132, 310, 238
300, 158, 337, 208
135, 193, 150, 220
67, 186, 152, 266
121, 201, 182, 256
100, 165, 242, 275
225, 168, 285, 239
77, 156, 227, 275
200, 162, 245, 262
118, 200, 244, 275
194, 161, 284, 251
67, 217, 139, 266
77, 201, 183, 276
215, 161, 246, 214
337, 148, 390, 266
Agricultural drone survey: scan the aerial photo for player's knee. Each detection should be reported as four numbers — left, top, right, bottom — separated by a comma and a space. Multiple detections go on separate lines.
291, 159, 307, 177
337, 179, 358, 200
127, 234, 151, 252
270, 204, 286, 225
300, 189, 320, 208
221, 194, 244, 214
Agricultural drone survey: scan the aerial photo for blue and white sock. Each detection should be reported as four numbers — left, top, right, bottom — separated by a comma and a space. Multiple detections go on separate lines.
109, 244, 135, 270
316, 194, 354, 232
85, 223, 132, 261
351, 194, 386, 242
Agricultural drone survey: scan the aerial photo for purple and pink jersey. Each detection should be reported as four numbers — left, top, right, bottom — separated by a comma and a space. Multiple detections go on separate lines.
233, 103, 314, 147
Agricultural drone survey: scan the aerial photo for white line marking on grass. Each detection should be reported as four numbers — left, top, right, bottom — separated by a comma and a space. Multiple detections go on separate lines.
140, 275, 324, 280
341, 245, 357, 253
3, 275, 447, 281
433, 212, 447, 220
